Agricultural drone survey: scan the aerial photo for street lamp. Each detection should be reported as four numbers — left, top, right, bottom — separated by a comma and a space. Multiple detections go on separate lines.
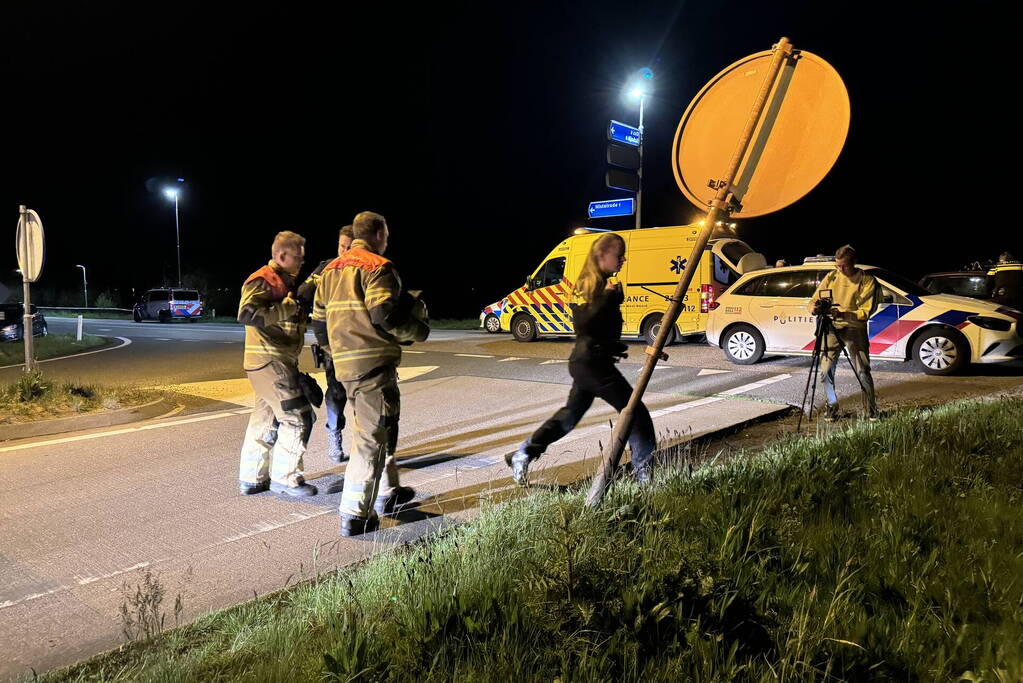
75, 264, 88, 308
163, 185, 182, 287
624, 67, 653, 230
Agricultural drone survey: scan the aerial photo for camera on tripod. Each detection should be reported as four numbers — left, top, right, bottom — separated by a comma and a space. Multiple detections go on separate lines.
812, 288, 834, 318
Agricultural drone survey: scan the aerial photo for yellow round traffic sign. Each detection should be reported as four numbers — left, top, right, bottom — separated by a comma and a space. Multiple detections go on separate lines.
16, 209, 45, 283
672, 49, 850, 218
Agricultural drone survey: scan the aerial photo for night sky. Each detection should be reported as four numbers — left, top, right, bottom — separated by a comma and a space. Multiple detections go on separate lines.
1, 2, 1015, 318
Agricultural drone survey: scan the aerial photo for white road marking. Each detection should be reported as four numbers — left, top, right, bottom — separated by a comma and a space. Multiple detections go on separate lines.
649, 374, 792, 418
404, 350, 425, 353
455, 353, 493, 358
540, 359, 568, 365
697, 368, 732, 376
0, 367, 441, 453
156, 338, 172, 341
0, 336, 132, 370
497, 357, 527, 362
0, 562, 159, 610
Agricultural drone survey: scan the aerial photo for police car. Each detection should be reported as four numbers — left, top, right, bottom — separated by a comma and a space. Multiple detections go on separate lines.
479, 298, 507, 333
133, 288, 203, 323
705, 257, 1023, 375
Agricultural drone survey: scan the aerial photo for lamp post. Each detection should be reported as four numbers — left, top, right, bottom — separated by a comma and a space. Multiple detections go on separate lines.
75, 264, 88, 308
625, 67, 653, 229
163, 186, 182, 287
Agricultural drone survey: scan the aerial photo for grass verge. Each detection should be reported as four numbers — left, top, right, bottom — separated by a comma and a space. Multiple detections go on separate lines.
0, 333, 110, 366
430, 318, 480, 330
40, 397, 1023, 681
0, 370, 159, 424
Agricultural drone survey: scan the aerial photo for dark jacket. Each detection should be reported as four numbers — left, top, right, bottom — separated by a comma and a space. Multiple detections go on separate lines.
569, 285, 627, 363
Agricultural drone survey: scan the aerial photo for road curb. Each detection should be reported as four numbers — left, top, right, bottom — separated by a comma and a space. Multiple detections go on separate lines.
0, 394, 174, 442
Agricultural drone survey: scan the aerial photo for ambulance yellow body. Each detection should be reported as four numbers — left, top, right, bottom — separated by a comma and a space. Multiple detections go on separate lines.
498, 225, 764, 343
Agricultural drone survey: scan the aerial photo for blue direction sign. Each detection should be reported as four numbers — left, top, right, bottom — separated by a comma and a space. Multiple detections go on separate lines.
608, 120, 641, 146
588, 198, 635, 219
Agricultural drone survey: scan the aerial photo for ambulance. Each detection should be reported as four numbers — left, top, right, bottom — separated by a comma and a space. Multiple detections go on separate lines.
491, 224, 766, 343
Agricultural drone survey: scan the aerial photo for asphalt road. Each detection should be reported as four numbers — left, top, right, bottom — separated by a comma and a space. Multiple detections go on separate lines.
1, 318, 1022, 679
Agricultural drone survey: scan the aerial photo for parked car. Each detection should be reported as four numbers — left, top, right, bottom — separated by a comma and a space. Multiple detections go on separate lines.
479, 298, 507, 333
0, 303, 48, 342
919, 262, 1022, 312
706, 258, 1023, 375
919, 271, 992, 299
133, 288, 203, 323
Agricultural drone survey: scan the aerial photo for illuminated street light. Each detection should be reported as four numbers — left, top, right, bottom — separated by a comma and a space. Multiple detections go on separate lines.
623, 67, 653, 230
75, 264, 88, 308
163, 182, 184, 287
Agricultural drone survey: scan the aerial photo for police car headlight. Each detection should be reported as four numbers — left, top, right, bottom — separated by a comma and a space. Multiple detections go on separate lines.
967, 315, 1012, 332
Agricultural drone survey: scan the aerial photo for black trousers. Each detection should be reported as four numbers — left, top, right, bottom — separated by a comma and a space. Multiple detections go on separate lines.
525, 359, 656, 470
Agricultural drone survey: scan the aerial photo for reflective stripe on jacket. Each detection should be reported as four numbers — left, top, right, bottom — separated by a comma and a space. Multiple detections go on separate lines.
312, 239, 428, 381
239, 261, 306, 370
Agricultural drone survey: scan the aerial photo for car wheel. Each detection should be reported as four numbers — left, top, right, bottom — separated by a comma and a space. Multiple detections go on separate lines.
912, 328, 967, 375
511, 314, 537, 342
722, 324, 765, 365
158, 310, 171, 324
641, 315, 678, 346
188, 317, 197, 323
483, 313, 501, 334
133, 309, 143, 323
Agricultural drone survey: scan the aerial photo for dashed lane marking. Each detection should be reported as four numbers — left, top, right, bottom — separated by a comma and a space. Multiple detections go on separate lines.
497, 357, 527, 362
454, 353, 493, 358
697, 368, 732, 376
540, 360, 568, 365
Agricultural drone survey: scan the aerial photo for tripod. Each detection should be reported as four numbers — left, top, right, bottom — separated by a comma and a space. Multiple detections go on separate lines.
797, 307, 871, 432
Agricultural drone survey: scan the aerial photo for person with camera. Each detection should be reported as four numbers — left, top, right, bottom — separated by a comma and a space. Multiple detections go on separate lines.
807, 244, 881, 421
313, 211, 429, 537
507, 233, 656, 486
298, 224, 354, 464
237, 230, 319, 497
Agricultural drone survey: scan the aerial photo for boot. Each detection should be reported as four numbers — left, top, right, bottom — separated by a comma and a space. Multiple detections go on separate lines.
270, 480, 318, 497
239, 480, 270, 495
340, 514, 380, 537
374, 486, 415, 516
326, 430, 346, 464
505, 441, 537, 487
822, 403, 841, 422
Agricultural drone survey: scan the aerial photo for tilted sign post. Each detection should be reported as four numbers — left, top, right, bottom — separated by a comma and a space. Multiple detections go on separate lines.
585, 37, 851, 506
16, 206, 46, 372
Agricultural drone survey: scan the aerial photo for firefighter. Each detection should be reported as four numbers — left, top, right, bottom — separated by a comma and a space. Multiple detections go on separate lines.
297, 224, 354, 463
313, 211, 429, 536
238, 230, 318, 497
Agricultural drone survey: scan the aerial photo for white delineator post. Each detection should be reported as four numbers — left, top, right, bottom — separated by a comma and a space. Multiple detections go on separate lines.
76, 315, 84, 341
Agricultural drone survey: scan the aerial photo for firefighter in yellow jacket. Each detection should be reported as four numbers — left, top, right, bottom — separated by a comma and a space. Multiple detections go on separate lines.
238, 230, 318, 497
313, 211, 429, 536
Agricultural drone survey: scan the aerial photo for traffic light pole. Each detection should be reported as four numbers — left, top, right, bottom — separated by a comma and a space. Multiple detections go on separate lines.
586, 37, 795, 507
635, 94, 645, 230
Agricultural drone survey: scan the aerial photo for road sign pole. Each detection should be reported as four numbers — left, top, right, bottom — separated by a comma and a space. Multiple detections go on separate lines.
635, 94, 645, 230
586, 37, 795, 507
19, 205, 34, 372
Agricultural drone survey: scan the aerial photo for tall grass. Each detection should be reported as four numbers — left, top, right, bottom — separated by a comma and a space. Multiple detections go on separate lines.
43, 398, 1023, 681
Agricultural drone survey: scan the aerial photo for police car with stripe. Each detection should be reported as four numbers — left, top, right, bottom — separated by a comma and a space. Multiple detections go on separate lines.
706, 256, 1023, 375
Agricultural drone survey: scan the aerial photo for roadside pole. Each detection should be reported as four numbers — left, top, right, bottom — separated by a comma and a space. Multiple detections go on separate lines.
585, 38, 796, 506
16, 205, 46, 373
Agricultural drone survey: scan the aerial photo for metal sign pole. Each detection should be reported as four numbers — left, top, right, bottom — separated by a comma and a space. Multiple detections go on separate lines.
19, 205, 34, 373
585, 37, 794, 507
635, 94, 645, 230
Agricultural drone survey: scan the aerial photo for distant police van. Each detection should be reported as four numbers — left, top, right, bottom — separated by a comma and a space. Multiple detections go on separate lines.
489, 225, 766, 343
133, 288, 203, 323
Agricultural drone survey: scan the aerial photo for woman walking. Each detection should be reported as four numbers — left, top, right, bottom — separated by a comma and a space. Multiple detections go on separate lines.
506, 233, 656, 486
